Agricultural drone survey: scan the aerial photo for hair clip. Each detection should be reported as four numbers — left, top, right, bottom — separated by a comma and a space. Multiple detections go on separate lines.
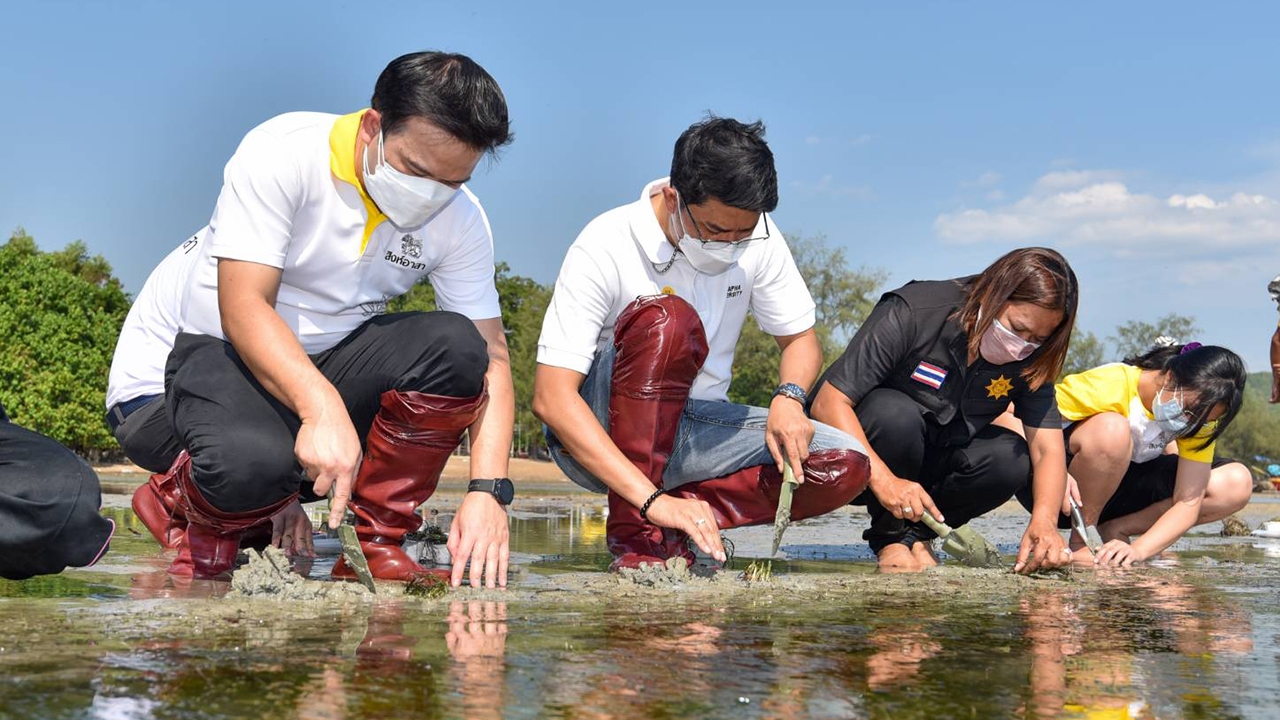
1180, 342, 1203, 355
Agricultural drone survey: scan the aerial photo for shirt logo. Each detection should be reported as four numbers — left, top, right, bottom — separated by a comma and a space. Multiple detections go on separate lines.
359, 295, 389, 316
985, 375, 1014, 400
910, 362, 947, 389
726, 283, 742, 299
402, 233, 423, 259
384, 234, 426, 271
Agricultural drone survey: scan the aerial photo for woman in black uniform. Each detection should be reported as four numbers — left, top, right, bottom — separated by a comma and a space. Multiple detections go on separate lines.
0, 402, 115, 579
810, 247, 1077, 573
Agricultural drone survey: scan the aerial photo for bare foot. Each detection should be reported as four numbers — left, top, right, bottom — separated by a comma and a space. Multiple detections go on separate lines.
877, 544, 923, 573
910, 541, 939, 568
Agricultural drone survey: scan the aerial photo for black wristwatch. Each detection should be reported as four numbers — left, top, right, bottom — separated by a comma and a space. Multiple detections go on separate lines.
468, 478, 515, 506
773, 382, 808, 405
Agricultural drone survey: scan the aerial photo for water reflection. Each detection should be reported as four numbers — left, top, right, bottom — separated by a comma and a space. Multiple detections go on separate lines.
2, 503, 1279, 719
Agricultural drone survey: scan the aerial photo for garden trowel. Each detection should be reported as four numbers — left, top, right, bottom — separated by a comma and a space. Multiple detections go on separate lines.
771, 462, 800, 555
1067, 496, 1103, 555
920, 511, 1003, 568
327, 487, 376, 594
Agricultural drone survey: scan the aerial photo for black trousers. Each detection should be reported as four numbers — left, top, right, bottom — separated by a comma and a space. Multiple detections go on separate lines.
1014, 431, 1237, 527
854, 388, 1031, 552
0, 418, 115, 579
117, 312, 487, 513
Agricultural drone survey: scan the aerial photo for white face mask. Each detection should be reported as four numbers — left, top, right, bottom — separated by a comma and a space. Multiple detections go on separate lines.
362, 130, 458, 229
667, 203, 747, 276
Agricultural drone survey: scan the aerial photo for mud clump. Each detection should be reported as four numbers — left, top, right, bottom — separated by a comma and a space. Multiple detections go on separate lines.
1220, 515, 1251, 537
616, 556, 693, 586
229, 547, 372, 601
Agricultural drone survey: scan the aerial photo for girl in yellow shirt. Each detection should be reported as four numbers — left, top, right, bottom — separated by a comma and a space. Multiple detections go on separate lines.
1051, 343, 1249, 566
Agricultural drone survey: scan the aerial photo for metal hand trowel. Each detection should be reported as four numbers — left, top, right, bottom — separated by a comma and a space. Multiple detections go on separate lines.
327, 487, 376, 594
771, 462, 800, 555
920, 511, 1003, 568
1067, 496, 1103, 555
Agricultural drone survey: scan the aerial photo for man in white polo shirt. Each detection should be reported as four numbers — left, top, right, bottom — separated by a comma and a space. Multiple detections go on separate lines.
107, 52, 516, 587
533, 117, 870, 570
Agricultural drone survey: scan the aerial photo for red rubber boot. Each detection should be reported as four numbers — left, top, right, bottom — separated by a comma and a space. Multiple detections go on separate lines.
605, 296, 709, 570
332, 388, 487, 583
670, 448, 871, 529
131, 451, 190, 549
167, 453, 297, 579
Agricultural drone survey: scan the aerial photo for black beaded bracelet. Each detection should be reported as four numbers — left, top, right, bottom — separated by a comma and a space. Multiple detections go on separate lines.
639, 488, 666, 521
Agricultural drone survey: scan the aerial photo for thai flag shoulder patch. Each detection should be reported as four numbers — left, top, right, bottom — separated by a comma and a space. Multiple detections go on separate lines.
910, 361, 948, 390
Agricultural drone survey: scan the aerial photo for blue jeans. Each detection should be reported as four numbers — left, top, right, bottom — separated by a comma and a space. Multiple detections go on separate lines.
546, 346, 865, 494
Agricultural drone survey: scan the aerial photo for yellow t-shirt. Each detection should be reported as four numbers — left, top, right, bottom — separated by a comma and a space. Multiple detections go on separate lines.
1055, 363, 1216, 463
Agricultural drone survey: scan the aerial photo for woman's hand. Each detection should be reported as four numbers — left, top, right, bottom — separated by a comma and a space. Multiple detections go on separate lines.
1061, 474, 1081, 517
1014, 518, 1072, 574
869, 474, 941, 524
1094, 539, 1146, 567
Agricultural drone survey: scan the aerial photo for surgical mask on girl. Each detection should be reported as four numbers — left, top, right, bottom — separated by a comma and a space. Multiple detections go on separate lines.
668, 208, 747, 276
979, 317, 1041, 365
1152, 385, 1190, 434
362, 130, 458, 229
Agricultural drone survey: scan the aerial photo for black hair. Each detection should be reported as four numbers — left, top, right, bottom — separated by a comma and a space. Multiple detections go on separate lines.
669, 116, 778, 212
1123, 344, 1247, 450
371, 51, 512, 154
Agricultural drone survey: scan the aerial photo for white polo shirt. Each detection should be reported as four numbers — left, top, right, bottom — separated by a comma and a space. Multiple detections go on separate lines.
107, 110, 501, 408
536, 178, 816, 402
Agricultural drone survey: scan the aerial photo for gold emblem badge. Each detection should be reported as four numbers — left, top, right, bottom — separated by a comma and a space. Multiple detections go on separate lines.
985, 375, 1013, 400
661, 286, 675, 295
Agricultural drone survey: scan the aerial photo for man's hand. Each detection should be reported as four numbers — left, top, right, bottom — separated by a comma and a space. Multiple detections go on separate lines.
447, 492, 510, 589
446, 601, 508, 659
869, 474, 942, 524
645, 494, 726, 562
295, 395, 363, 529
1094, 539, 1146, 567
766, 395, 814, 480
270, 499, 316, 557
1014, 518, 1071, 574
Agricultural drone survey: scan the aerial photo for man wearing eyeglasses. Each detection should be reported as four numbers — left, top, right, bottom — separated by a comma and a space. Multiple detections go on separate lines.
533, 117, 870, 570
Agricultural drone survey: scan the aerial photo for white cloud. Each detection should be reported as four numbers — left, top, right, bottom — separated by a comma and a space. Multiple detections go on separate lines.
803, 133, 872, 148
791, 175, 875, 201
934, 170, 1280, 253
961, 171, 1003, 189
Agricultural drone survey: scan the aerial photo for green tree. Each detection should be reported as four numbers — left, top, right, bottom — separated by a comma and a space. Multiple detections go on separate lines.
1109, 313, 1201, 360
1061, 328, 1106, 378
1215, 373, 1280, 470
727, 234, 887, 407
0, 228, 131, 457
389, 262, 552, 456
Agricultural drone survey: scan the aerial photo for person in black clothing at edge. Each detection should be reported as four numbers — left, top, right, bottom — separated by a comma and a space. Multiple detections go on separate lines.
809, 247, 1078, 573
0, 401, 116, 580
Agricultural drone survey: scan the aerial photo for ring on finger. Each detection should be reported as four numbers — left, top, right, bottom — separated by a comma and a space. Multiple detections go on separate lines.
694, 518, 706, 526
903, 506, 914, 515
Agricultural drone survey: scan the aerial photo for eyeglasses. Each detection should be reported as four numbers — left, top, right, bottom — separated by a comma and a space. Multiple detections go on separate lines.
680, 200, 771, 248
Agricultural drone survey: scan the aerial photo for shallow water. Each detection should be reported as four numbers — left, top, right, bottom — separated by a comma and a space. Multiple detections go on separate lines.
3, 488, 1280, 719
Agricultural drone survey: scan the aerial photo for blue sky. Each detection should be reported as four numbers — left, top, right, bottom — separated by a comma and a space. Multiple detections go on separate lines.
3, 1, 1278, 369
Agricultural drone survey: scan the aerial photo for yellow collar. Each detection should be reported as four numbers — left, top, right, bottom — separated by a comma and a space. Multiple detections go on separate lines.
329, 109, 387, 254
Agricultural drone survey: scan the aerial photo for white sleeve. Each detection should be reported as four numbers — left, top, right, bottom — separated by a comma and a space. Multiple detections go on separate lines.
536, 243, 616, 374
206, 129, 303, 268
749, 221, 816, 337
429, 205, 502, 320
